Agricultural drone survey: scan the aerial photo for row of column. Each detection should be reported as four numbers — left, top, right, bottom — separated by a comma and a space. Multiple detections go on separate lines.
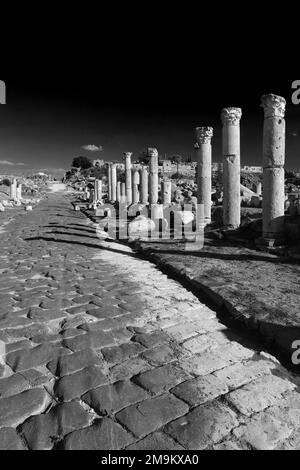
195, 93, 286, 240
107, 149, 161, 205
95, 93, 286, 241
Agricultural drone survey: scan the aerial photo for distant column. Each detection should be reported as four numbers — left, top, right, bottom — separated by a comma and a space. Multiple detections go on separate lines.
121, 182, 126, 203
162, 181, 172, 204
140, 166, 149, 204
256, 182, 262, 196
132, 169, 140, 204
95, 179, 102, 202
111, 164, 117, 203
221, 107, 242, 229
124, 152, 132, 205
16, 184, 22, 200
149, 148, 159, 204
195, 127, 213, 225
108, 164, 112, 201
116, 181, 121, 203
261, 94, 286, 240
10, 179, 17, 200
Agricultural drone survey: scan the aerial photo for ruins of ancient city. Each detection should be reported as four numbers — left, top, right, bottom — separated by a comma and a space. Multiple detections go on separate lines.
0, 88, 300, 453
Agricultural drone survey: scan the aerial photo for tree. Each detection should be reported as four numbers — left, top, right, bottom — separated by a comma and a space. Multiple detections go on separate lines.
137, 150, 150, 165
1, 178, 10, 186
72, 156, 92, 170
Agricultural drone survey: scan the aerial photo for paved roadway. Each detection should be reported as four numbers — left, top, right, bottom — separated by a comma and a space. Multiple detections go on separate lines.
0, 190, 299, 450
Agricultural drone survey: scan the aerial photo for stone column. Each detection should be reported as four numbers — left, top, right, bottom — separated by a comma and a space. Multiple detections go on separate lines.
124, 152, 132, 205
162, 180, 172, 204
261, 94, 286, 240
116, 181, 121, 203
10, 179, 17, 200
16, 184, 22, 200
149, 148, 159, 205
111, 164, 117, 203
108, 164, 112, 201
132, 170, 140, 204
140, 166, 149, 204
221, 108, 242, 229
95, 179, 102, 202
195, 127, 213, 225
121, 183, 126, 203
256, 182, 262, 196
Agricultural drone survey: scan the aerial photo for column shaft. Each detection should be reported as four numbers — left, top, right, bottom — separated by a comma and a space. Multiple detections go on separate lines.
195, 127, 213, 225
261, 94, 286, 239
149, 148, 159, 204
221, 108, 242, 229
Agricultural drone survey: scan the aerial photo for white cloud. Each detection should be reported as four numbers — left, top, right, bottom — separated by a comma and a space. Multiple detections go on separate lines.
0, 160, 25, 166
81, 144, 103, 152
291, 132, 298, 138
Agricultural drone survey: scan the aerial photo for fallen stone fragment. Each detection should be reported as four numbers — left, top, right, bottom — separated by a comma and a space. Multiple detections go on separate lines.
62, 418, 133, 450
0, 388, 50, 428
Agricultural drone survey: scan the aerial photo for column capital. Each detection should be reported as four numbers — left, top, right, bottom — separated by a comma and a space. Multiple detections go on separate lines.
123, 152, 133, 160
195, 127, 214, 147
261, 94, 286, 119
147, 147, 158, 158
221, 107, 242, 126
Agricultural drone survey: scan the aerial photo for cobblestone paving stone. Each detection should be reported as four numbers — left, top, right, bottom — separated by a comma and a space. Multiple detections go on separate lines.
0, 191, 300, 450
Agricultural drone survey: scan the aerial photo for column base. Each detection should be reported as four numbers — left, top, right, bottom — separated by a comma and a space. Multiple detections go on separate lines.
255, 236, 286, 249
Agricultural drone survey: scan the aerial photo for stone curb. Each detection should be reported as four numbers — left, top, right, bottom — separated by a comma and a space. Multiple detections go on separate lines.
133, 244, 300, 372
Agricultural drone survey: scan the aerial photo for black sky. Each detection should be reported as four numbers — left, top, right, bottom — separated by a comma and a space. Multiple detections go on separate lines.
0, 74, 299, 175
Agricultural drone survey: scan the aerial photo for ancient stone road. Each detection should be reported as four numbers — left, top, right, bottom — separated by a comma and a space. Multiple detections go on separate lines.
0, 192, 300, 450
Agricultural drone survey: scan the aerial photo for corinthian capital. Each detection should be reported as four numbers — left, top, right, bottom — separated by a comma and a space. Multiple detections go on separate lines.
261, 94, 286, 119
221, 107, 242, 126
123, 152, 133, 160
195, 127, 214, 146
147, 147, 158, 158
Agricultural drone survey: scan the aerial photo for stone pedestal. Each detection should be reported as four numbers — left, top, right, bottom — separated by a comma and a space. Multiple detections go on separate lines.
162, 181, 172, 205
124, 152, 132, 205
221, 108, 242, 229
149, 148, 159, 204
195, 127, 213, 225
111, 164, 117, 203
261, 94, 286, 240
